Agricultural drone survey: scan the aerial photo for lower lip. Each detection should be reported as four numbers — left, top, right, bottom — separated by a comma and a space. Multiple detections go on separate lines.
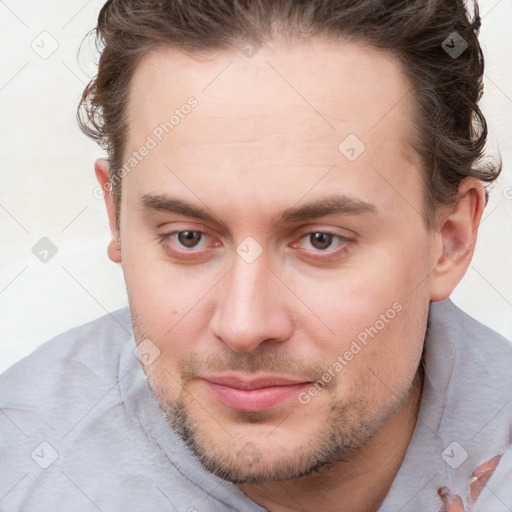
203, 380, 309, 412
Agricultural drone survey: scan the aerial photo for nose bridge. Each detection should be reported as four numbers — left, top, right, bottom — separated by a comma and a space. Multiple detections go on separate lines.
211, 255, 291, 351
224, 256, 271, 329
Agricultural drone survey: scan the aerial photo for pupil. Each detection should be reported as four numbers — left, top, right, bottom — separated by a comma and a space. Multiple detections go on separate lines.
178, 231, 201, 248
310, 232, 332, 250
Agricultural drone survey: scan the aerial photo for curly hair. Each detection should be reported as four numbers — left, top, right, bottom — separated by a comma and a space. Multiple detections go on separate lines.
78, 0, 500, 226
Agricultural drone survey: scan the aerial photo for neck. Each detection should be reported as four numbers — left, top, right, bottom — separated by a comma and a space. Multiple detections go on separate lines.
239, 371, 423, 512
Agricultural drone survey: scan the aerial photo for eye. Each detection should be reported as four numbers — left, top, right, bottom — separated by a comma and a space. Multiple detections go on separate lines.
302, 232, 346, 251
289, 229, 355, 261
308, 232, 335, 250
176, 230, 204, 248
156, 229, 216, 256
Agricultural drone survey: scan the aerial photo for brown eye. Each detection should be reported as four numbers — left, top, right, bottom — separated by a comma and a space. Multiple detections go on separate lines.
177, 231, 203, 248
309, 232, 334, 250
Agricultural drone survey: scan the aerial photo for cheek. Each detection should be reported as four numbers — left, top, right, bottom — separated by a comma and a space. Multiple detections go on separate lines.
287, 238, 430, 378
121, 243, 218, 355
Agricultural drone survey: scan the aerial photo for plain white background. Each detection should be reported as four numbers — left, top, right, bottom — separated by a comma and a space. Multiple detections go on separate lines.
0, 0, 511, 374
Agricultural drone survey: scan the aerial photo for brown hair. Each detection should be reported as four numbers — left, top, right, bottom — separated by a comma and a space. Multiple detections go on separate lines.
78, 0, 500, 226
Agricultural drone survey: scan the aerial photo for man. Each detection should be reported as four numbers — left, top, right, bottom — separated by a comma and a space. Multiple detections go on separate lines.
1, 1, 511, 511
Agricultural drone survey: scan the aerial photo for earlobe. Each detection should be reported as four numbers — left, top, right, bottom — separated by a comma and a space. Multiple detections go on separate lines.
429, 180, 485, 302
107, 237, 122, 264
94, 158, 122, 264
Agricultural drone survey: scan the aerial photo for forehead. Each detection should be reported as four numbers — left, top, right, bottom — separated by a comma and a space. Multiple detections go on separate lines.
127, 37, 415, 150
123, 38, 422, 223
130, 37, 409, 99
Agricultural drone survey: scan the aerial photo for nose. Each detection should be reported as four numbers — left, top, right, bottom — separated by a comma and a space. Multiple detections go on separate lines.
210, 255, 294, 353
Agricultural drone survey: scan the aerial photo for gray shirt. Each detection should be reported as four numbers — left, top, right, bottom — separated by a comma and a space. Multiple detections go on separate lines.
1, 299, 511, 512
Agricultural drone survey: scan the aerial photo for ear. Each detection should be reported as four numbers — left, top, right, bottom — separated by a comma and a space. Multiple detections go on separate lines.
429, 179, 485, 302
94, 158, 122, 264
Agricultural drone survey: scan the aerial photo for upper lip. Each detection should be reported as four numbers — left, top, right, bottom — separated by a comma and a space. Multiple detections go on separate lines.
201, 375, 309, 390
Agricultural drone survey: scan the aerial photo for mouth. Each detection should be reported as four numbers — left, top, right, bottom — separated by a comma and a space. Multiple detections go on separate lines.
199, 375, 311, 412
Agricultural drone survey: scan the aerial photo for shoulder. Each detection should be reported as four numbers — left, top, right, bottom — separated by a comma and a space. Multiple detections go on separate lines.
428, 299, 512, 418
427, 299, 512, 475
429, 299, 512, 363
0, 308, 143, 509
0, 308, 132, 422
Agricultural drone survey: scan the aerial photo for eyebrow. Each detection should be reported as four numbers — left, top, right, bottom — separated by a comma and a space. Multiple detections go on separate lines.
279, 195, 377, 223
141, 193, 221, 224
140, 192, 377, 226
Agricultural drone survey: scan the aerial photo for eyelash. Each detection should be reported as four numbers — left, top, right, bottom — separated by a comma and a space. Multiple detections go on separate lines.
292, 232, 354, 260
155, 230, 354, 261
155, 230, 216, 257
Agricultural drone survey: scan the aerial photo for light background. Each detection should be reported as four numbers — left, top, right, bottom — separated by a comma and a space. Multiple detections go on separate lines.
0, 0, 511, 374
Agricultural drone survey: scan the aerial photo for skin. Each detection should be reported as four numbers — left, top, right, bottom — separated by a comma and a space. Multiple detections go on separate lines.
96, 38, 484, 512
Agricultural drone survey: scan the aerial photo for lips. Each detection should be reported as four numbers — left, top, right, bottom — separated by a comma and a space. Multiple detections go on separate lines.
200, 375, 310, 412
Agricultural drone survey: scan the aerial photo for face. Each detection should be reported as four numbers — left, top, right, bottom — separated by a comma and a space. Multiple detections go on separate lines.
113, 38, 438, 483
